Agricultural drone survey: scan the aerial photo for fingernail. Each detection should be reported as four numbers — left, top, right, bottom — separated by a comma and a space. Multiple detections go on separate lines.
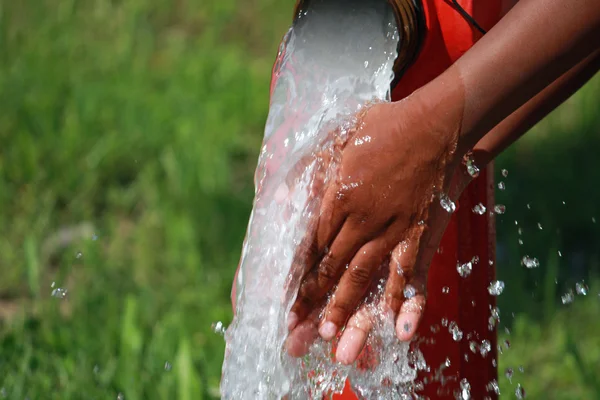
396, 314, 418, 341
318, 321, 338, 341
287, 312, 299, 331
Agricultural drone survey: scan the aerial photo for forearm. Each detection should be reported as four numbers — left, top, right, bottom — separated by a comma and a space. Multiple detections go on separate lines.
420, 0, 600, 155
472, 49, 600, 167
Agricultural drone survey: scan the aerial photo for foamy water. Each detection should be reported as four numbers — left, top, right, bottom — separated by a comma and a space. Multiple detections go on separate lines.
221, 1, 425, 398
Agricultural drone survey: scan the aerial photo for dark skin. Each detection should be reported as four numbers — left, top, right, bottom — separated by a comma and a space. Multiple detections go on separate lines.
285, 0, 600, 364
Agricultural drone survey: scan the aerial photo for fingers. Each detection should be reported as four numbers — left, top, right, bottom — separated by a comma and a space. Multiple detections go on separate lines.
318, 233, 394, 340
384, 234, 427, 341
383, 240, 413, 314
395, 293, 426, 341
333, 237, 427, 365
289, 218, 371, 328
335, 306, 373, 365
286, 310, 321, 358
315, 184, 346, 250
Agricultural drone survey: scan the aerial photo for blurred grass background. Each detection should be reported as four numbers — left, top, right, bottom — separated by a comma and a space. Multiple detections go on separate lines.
0, 0, 598, 398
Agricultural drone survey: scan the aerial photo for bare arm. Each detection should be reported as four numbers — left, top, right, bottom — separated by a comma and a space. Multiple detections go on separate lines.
420, 0, 600, 155
471, 49, 600, 168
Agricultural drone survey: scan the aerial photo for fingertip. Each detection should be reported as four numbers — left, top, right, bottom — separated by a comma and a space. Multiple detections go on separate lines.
287, 312, 299, 331
318, 321, 338, 341
395, 312, 420, 341
336, 327, 367, 365
286, 320, 319, 358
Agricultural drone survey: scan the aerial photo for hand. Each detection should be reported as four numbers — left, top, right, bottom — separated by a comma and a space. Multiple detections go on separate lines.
285, 90, 471, 363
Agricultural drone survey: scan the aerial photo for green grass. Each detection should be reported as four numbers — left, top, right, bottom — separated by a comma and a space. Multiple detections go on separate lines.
0, 0, 598, 398
498, 284, 600, 400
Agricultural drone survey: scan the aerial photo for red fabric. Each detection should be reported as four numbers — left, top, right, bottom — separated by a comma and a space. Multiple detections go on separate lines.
334, 1, 501, 399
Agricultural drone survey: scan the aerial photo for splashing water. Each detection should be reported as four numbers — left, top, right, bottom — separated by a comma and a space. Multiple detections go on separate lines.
472, 202, 486, 215
520, 255, 540, 269
440, 193, 456, 213
487, 281, 505, 296
457, 261, 473, 278
221, 1, 425, 398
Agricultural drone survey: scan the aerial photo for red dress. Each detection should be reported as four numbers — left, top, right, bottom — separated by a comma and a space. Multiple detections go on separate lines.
334, 1, 502, 398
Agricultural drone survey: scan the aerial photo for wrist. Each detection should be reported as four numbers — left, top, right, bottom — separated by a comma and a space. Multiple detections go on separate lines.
409, 66, 472, 165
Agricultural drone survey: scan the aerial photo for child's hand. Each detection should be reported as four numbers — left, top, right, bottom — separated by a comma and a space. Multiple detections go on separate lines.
285, 91, 471, 363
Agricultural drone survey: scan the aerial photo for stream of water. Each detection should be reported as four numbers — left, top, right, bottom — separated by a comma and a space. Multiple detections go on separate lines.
221, 1, 425, 398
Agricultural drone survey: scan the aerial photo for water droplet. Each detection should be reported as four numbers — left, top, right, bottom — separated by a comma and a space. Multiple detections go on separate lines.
441, 318, 448, 327
440, 193, 456, 213
526, 203, 531, 210
93, 364, 100, 374
92, 233, 98, 241
444, 357, 451, 367
212, 321, 227, 335
561, 290, 574, 305
515, 383, 526, 399
480, 340, 491, 357
364, 61, 369, 68
521, 256, 540, 269
442, 286, 450, 294
488, 281, 505, 296
492, 359, 497, 367
497, 181, 505, 190
593, 217, 597, 223
457, 261, 473, 277
462, 153, 480, 179
518, 239, 524, 245
575, 281, 588, 296
501, 169, 508, 177
493, 205, 506, 215
449, 321, 463, 341
505, 368, 514, 382
51, 287, 68, 299
403, 284, 416, 299
486, 379, 500, 395
76, 251, 83, 259
558, 250, 562, 257
491, 306, 500, 321
518, 365, 524, 373
469, 341, 478, 353
117, 394, 124, 400
504, 339, 511, 349
459, 378, 471, 399
164, 361, 172, 371
467, 164, 479, 178
472, 203, 486, 215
